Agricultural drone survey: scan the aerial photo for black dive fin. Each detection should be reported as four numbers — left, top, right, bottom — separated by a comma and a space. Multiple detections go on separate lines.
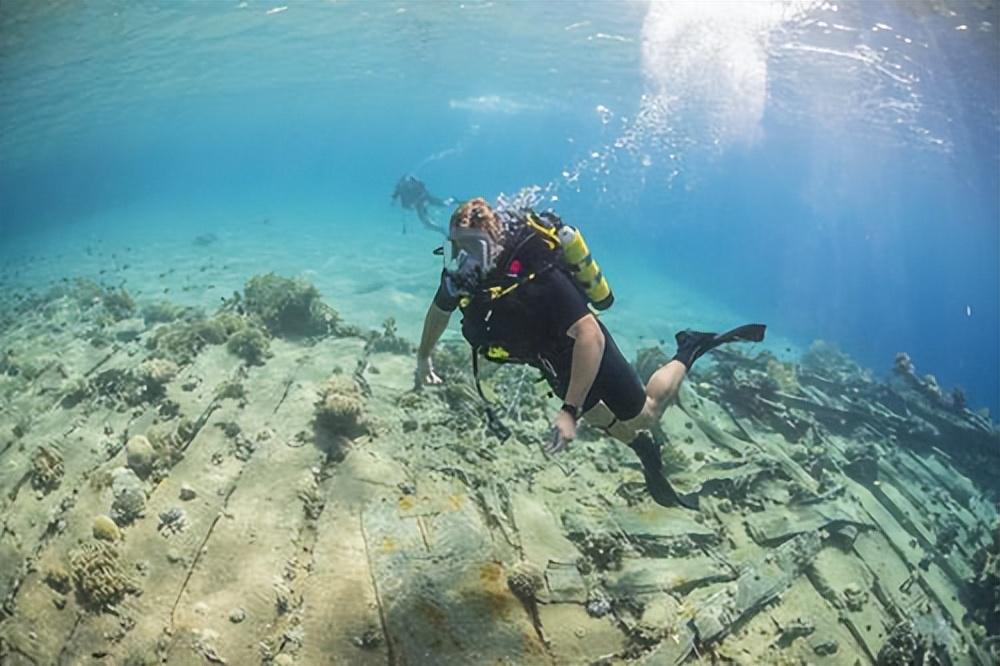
714, 323, 766, 344
643, 468, 700, 510
673, 323, 767, 369
628, 432, 700, 511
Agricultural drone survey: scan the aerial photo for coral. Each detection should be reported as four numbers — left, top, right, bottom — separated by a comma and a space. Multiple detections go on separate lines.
951, 386, 967, 410
932, 512, 962, 554
969, 519, 1000, 635
315, 377, 367, 436
432, 340, 475, 381
141, 301, 186, 324
876, 621, 949, 666
778, 617, 815, 643
226, 326, 272, 365
894, 352, 915, 376
66, 277, 106, 306
93, 515, 121, 542
69, 540, 139, 609
101, 288, 136, 321
60, 374, 92, 407
136, 358, 178, 386
802, 340, 871, 383
157, 507, 186, 536
126, 435, 155, 478
634, 345, 671, 385
765, 356, 800, 394
572, 529, 625, 572
91, 367, 147, 408
45, 564, 73, 594
147, 313, 244, 364
843, 443, 879, 485
298, 477, 325, 520
368, 317, 414, 354
110, 468, 147, 525
352, 626, 382, 649
586, 594, 612, 618
216, 421, 241, 438
661, 439, 690, 475
211, 312, 250, 344
12, 408, 33, 439
89, 469, 114, 491
506, 560, 544, 602
810, 637, 839, 656
244, 273, 339, 337
31, 445, 64, 493
842, 582, 868, 611
145, 420, 192, 480
922, 374, 944, 402
215, 379, 246, 401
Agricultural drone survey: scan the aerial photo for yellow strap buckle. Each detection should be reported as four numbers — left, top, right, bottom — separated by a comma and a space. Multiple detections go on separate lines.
486, 345, 510, 361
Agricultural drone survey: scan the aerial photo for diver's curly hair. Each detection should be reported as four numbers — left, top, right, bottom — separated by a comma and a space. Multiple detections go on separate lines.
450, 198, 504, 245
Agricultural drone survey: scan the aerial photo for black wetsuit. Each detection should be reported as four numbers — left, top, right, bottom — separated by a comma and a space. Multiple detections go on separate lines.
433, 233, 646, 421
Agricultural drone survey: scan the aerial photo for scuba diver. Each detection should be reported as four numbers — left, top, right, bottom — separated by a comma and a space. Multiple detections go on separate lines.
415, 197, 766, 509
390, 175, 454, 235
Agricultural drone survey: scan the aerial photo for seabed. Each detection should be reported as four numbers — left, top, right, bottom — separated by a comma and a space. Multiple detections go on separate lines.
0, 267, 996, 666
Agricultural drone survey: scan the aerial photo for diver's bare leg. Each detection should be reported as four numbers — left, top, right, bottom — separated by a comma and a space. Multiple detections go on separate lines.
642, 360, 687, 420
590, 360, 687, 443
584, 366, 697, 509
582, 402, 640, 444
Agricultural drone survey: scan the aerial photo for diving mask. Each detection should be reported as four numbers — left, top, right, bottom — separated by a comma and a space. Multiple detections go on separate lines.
441, 228, 495, 298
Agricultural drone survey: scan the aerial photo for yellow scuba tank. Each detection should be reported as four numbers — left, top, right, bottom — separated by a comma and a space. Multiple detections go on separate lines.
556, 224, 614, 310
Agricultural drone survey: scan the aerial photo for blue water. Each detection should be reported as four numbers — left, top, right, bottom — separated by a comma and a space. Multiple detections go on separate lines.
1, 0, 998, 413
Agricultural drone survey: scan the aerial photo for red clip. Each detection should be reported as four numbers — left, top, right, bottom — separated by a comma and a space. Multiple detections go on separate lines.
508, 259, 522, 276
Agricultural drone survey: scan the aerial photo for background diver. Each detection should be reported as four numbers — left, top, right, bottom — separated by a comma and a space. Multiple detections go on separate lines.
390, 174, 454, 235
414, 197, 766, 509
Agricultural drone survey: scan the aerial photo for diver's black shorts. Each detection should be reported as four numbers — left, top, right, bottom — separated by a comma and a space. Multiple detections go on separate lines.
541, 325, 646, 422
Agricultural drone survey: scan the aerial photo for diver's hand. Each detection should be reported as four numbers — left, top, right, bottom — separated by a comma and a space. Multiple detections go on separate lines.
544, 410, 577, 454
415, 355, 442, 389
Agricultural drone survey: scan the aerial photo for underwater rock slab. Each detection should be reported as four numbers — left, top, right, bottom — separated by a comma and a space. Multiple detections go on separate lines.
692, 530, 822, 644
544, 561, 587, 604
744, 499, 873, 544
635, 593, 697, 666
362, 492, 541, 664
297, 499, 387, 664
885, 450, 987, 547
807, 544, 888, 662
671, 456, 774, 496
606, 506, 717, 543
511, 493, 581, 567
605, 555, 735, 597
538, 602, 627, 663
640, 632, 697, 666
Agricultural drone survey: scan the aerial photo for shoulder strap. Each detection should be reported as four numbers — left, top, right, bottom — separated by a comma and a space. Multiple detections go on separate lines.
471, 347, 512, 442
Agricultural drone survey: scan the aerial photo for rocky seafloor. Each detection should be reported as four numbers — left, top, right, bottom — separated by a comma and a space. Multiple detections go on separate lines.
0, 270, 997, 666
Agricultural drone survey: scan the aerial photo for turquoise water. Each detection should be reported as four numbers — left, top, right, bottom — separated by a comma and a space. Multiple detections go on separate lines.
1, 0, 998, 414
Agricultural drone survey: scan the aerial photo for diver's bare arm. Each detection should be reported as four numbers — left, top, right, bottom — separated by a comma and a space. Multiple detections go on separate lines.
563, 314, 605, 409
418, 303, 451, 360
